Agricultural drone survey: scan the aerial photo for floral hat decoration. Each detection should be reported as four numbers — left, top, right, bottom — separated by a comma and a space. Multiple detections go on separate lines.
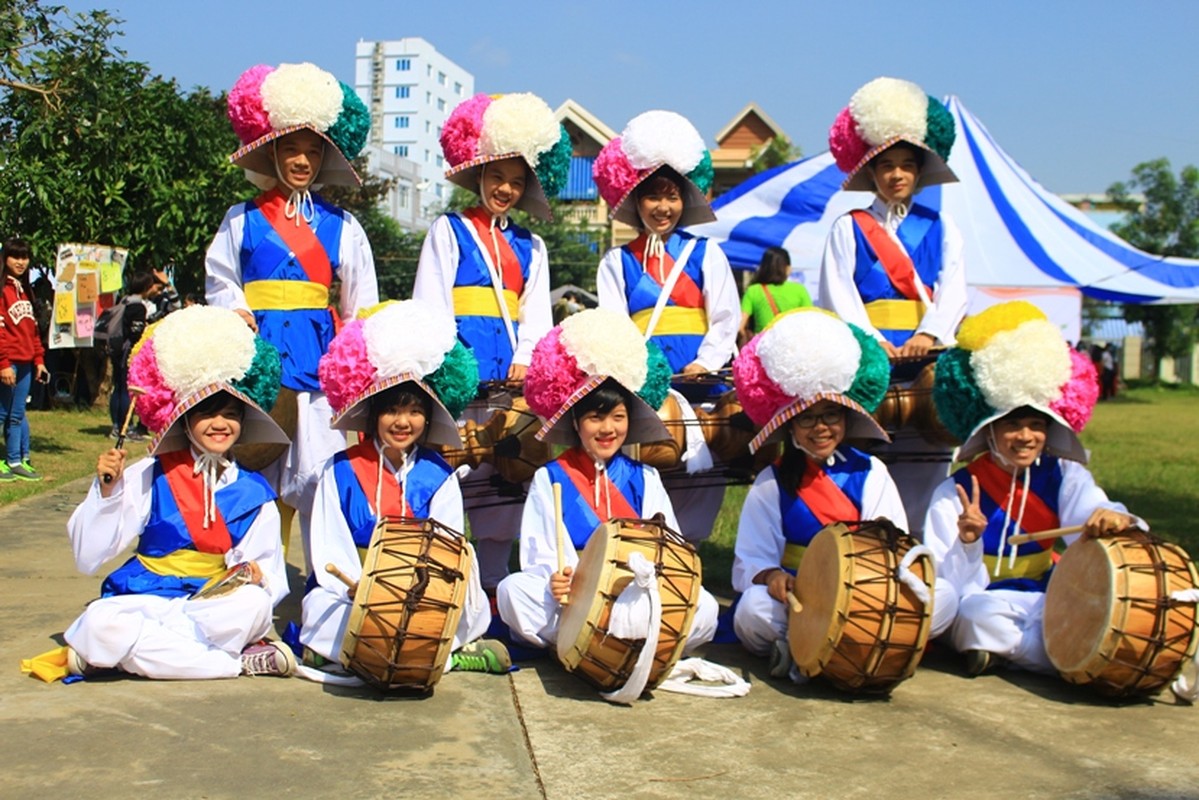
592, 110, 717, 228
933, 301, 1099, 464
317, 300, 478, 447
524, 308, 672, 445
440, 92, 572, 221
828, 76, 957, 193
733, 308, 891, 454
127, 306, 287, 456
227, 62, 371, 187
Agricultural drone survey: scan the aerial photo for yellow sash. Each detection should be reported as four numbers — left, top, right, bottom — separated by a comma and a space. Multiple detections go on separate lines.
984, 549, 1054, 583
781, 542, 807, 573
864, 299, 923, 331
244, 280, 330, 311
137, 550, 227, 579
631, 306, 708, 337
452, 286, 520, 319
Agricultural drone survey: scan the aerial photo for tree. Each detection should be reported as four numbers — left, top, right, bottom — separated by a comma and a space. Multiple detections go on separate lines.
0, 2, 119, 106
1108, 159, 1199, 368
749, 135, 801, 174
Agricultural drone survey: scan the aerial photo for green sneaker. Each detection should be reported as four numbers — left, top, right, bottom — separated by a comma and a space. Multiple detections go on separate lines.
8, 461, 41, 481
0, 463, 15, 482
451, 639, 512, 674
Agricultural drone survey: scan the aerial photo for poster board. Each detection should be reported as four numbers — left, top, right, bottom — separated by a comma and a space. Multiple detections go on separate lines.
49, 243, 128, 350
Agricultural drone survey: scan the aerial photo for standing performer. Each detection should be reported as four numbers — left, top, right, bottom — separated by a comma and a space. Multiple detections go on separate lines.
497, 309, 718, 651
730, 309, 909, 676
205, 62, 378, 555
413, 92, 570, 593
593, 111, 740, 543
923, 301, 1139, 676
299, 301, 508, 675
56, 306, 294, 680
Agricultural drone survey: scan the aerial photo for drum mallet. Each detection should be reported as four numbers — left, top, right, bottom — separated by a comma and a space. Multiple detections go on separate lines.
553, 482, 570, 606
1006, 525, 1084, 546
325, 563, 358, 599
103, 385, 146, 484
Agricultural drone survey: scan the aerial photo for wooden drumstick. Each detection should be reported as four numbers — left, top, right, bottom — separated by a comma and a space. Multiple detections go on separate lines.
553, 481, 570, 607
1005, 525, 1085, 546
787, 593, 803, 615
103, 385, 147, 484
325, 562, 357, 590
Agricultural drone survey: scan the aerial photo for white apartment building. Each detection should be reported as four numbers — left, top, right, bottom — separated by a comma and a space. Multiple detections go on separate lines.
354, 37, 474, 226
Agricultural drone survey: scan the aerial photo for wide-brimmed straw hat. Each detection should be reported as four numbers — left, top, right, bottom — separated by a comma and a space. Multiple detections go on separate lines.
523, 308, 672, 446
592, 110, 716, 228
317, 301, 479, 448
933, 301, 1099, 464
828, 77, 958, 193
440, 92, 571, 221
226, 62, 370, 187
127, 306, 288, 456
733, 309, 892, 454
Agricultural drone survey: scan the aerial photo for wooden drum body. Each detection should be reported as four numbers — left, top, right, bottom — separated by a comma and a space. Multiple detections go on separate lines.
1043, 530, 1199, 697
340, 517, 471, 691
788, 520, 935, 693
556, 519, 701, 693
873, 356, 957, 447
438, 395, 551, 485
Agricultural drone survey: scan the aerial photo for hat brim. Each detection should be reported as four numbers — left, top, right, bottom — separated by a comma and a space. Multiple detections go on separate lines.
150, 383, 290, 456
329, 373, 462, 448
445, 154, 553, 221
230, 125, 361, 188
533, 374, 670, 446
956, 405, 1087, 466
840, 136, 958, 193
749, 393, 890, 454
610, 165, 716, 229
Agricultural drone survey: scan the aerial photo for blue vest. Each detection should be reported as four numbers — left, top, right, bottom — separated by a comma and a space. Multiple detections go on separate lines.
543, 451, 648, 550
775, 447, 871, 574
100, 461, 276, 598
239, 194, 347, 392
446, 212, 535, 382
618, 231, 709, 374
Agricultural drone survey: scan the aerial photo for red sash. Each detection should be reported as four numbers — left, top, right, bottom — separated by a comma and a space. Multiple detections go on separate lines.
346, 441, 407, 517
630, 234, 703, 309
555, 448, 638, 521
850, 209, 922, 302
797, 457, 861, 526
968, 455, 1060, 549
463, 206, 525, 296
254, 189, 333, 287
159, 450, 232, 554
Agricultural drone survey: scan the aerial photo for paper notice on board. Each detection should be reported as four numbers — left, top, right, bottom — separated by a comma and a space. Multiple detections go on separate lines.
76, 272, 99, 303
75, 307, 95, 339
54, 292, 75, 325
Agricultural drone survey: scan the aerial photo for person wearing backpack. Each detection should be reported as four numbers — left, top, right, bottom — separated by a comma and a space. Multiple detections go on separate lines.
107, 272, 159, 440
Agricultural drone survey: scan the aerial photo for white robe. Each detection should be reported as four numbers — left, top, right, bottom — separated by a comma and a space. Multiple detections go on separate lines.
63, 456, 287, 679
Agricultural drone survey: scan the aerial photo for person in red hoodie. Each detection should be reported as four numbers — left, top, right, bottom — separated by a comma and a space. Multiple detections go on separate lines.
0, 238, 49, 481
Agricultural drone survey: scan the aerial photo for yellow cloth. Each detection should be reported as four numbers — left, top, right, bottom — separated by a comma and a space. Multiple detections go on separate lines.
631, 306, 709, 336
984, 549, 1055, 583
781, 543, 807, 574
20, 646, 71, 683
244, 280, 329, 311
452, 286, 520, 319
137, 550, 227, 579
864, 299, 924, 331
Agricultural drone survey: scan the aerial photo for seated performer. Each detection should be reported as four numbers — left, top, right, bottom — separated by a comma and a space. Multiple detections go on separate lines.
412, 92, 569, 592
56, 306, 294, 680
593, 110, 740, 543
923, 301, 1138, 676
730, 309, 913, 676
300, 301, 509, 676
496, 308, 718, 651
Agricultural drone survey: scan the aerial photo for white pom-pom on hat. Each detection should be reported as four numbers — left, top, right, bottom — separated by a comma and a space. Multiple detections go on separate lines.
971, 320, 1071, 412
152, 306, 258, 397
757, 311, 860, 399
559, 308, 648, 391
849, 77, 928, 148
478, 93, 560, 169
621, 110, 706, 174
363, 300, 457, 379
261, 62, 343, 132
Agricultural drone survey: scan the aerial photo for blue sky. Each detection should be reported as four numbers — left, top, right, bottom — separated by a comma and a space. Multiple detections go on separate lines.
96, 0, 1198, 193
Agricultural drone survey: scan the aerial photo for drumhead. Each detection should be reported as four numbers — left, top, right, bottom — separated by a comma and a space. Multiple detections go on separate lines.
788, 524, 851, 676
557, 521, 618, 665
1043, 537, 1118, 673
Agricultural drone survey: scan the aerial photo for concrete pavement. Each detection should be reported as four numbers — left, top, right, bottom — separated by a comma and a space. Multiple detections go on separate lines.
3, 477, 1197, 800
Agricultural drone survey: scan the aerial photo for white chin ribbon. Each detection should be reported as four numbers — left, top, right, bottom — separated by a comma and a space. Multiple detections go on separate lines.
884, 200, 909, 230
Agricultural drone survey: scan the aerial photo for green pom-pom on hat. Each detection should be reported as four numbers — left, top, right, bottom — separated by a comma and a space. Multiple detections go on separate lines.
636, 340, 671, 411
924, 96, 955, 161
327, 81, 370, 160
230, 337, 282, 413
845, 323, 890, 413
425, 341, 480, 419
535, 125, 572, 198
686, 150, 714, 194
933, 347, 994, 442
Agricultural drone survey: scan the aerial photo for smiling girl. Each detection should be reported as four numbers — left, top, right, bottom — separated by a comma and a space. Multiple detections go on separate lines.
0, 238, 49, 482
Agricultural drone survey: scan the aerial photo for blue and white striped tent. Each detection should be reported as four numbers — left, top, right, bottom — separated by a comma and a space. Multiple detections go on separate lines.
691, 96, 1199, 308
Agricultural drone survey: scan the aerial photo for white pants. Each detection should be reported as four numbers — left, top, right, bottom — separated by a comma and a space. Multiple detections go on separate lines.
496, 569, 719, 651
950, 588, 1055, 674
64, 586, 274, 680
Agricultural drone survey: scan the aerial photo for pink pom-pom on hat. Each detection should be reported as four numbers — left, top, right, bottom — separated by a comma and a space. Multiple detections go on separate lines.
524, 327, 587, 421
318, 318, 376, 415
828, 107, 870, 175
440, 93, 493, 167
128, 338, 177, 435
227, 64, 276, 146
731, 334, 792, 428
1050, 348, 1100, 433
593, 136, 641, 210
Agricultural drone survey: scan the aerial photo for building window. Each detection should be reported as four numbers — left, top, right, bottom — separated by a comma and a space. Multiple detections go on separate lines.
396, 58, 411, 71
436, 155, 444, 167
424, 149, 430, 163
394, 145, 409, 157
425, 91, 431, 104
437, 71, 446, 86
436, 184, 444, 198
395, 85, 410, 99
426, 64, 432, 76
453, 81, 462, 95
398, 185, 410, 209
437, 98, 446, 112
394, 116, 410, 129
425, 120, 431, 133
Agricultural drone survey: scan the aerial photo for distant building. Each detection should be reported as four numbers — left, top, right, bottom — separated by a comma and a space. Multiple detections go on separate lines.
354, 37, 474, 225
359, 145, 427, 232
709, 102, 789, 197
